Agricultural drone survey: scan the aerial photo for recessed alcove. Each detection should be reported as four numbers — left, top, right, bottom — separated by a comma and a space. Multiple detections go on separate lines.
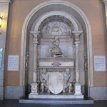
20, 0, 93, 99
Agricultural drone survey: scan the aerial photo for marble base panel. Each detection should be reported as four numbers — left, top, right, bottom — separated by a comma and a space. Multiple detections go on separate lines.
89, 87, 107, 100
0, 79, 3, 100
29, 94, 84, 99
0, 87, 3, 100
5, 86, 24, 99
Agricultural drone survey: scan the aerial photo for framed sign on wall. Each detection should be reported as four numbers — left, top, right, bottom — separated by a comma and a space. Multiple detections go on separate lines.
94, 56, 106, 72
8, 55, 19, 71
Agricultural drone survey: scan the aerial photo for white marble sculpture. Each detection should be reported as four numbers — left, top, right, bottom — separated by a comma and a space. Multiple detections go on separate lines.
49, 36, 63, 57
29, 17, 84, 99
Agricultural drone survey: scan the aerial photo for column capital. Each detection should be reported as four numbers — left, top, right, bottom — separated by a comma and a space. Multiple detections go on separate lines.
72, 31, 83, 42
72, 31, 83, 36
30, 31, 40, 44
30, 31, 40, 38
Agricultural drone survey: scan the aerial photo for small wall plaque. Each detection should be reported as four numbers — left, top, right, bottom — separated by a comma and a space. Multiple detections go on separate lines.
8, 55, 19, 71
94, 56, 106, 71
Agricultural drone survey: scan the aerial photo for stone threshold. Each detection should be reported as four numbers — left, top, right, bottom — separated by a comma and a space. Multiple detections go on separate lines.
19, 97, 94, 104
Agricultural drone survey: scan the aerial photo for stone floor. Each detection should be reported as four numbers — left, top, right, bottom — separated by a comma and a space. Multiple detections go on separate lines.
0, 100, 107, 107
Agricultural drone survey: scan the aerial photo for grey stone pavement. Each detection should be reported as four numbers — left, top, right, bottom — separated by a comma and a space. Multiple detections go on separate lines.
0, 100, 107, 107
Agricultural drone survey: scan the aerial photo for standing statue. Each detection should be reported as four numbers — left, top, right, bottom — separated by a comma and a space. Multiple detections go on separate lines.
49, 36, 63, 57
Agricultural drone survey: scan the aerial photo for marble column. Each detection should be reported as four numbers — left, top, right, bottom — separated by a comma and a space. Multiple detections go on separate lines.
29, 31, 40, 98
32, 32, 39, 83
72, 31, 83, 95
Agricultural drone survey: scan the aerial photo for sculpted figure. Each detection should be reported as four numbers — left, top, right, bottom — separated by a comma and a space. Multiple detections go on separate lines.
49, 36, 63, 57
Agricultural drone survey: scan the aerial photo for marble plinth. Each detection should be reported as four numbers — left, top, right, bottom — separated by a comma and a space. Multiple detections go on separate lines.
28, 94, 84, 99
74, 83, 82, 95
29, 83, 38, 98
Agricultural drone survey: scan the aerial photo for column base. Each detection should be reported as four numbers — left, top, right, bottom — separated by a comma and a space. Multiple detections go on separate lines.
29, 93, 38, 99
29, 82, 38, 98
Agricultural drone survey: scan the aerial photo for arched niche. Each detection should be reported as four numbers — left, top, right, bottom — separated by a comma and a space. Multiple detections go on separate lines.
20, 0, 93, 97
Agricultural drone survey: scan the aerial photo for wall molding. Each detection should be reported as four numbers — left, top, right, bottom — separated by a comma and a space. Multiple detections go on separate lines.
5, 86, 24, 99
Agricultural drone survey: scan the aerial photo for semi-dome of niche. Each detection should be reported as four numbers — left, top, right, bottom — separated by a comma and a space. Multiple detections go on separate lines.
38, 15, 74, 38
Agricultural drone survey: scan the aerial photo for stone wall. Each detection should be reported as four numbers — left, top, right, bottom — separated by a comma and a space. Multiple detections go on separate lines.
2, 0, 107, 100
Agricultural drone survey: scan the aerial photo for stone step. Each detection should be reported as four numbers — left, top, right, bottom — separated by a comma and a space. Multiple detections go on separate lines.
19, 98, 94, 105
